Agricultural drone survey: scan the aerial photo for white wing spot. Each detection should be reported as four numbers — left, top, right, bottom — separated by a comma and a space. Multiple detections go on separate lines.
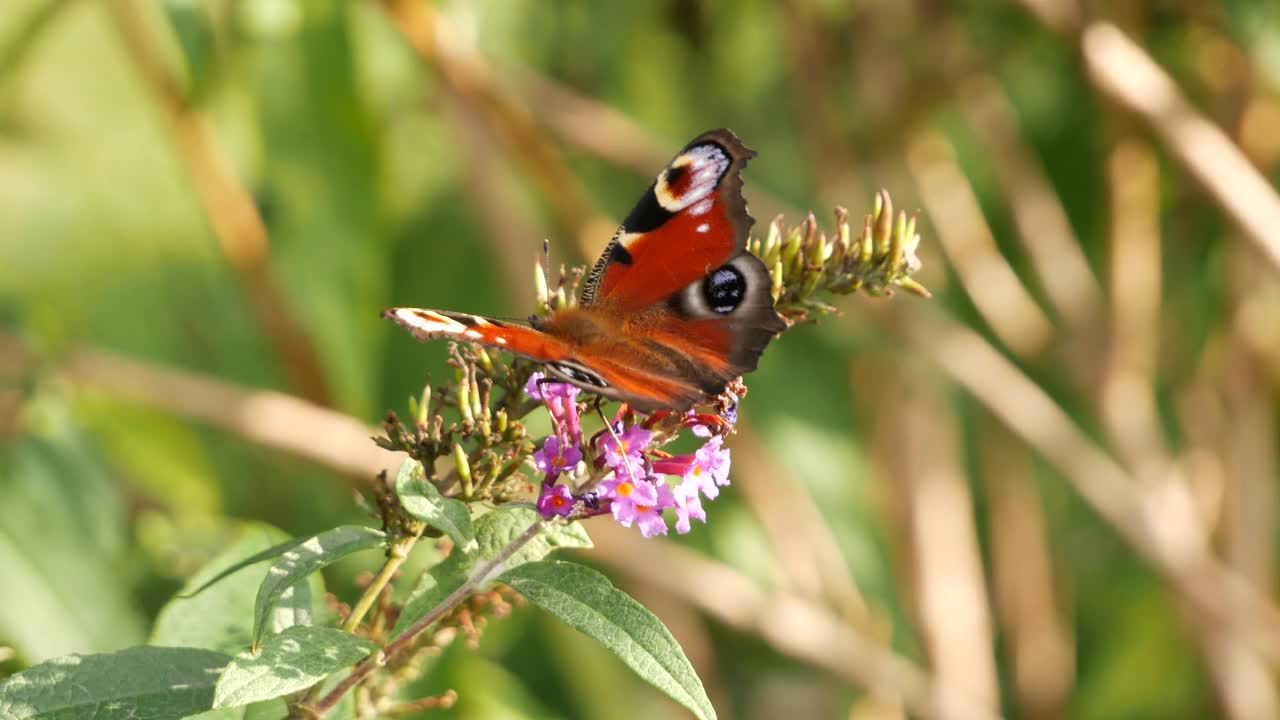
696, 222, 710, 233
617, 231, 642, 248
690, 198, 713, 216
496, 337, 508, 345
463, 330, 482, 339
653, 144, 729, 212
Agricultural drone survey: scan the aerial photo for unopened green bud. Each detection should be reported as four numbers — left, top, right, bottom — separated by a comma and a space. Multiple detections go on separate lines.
470, 375, 483, 420
781, 226, 803, 271
874, 191, 893, 256
453, 443, 473, 497
800, 270, 821, 297
766, 215, 783, 252
475, 348, 494, 375
457, 378, 473, 423
836, 207, 851, 252
534, 260, 550, 315
807, 230, 829, 267
860, 213, 875, 265
898, 276, 933, 298
888, 211, 907, 270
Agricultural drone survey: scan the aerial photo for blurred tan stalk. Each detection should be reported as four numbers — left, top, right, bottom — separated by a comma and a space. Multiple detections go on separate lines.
378, 0, 609, 260
978, 424, 1074, 720
1014, 0, 1280, 273
891, 305, 1280, 668
906, 131, 1054, 357
957, 75, 1103, 334
103, 0, 333, 406
877, 378, 1001, 719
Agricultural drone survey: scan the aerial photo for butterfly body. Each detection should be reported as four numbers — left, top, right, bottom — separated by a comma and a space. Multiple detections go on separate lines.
385, 129, 785, 412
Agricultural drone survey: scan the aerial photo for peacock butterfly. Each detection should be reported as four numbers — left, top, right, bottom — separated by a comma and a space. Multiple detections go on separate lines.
383, 128, 786, 412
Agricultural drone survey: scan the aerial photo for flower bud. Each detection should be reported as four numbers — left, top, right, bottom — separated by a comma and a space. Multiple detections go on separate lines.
453, 443, 473, 497
534, 259, 550, 315
874, 190, 893, 256
457, 376, 474, 423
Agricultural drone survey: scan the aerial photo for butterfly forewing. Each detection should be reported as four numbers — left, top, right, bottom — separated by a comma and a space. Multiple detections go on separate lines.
582, 129, 756, 309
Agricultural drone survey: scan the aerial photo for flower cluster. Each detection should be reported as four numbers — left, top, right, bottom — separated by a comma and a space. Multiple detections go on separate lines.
527, 373, 733, 538
756, 190, 930, 323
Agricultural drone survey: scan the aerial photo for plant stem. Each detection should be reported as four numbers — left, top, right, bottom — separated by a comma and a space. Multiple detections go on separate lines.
302, 519, 545, 718
344, 531, 421, 633
291, 529, 421, 716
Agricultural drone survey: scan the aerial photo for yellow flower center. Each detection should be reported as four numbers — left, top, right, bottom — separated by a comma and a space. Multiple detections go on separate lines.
636, 505, 652, 513
616, 481, 633, 497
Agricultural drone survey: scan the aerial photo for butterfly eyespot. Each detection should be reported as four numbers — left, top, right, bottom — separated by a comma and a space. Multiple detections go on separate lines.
664, 163, 689, 192
702, 265, 747, 314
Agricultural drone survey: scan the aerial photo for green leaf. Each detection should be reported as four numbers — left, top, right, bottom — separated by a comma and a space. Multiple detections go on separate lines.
213, 626, 375, 709
386, 508, 591, 638
0, 646, 230, 720
0, 432, 146, 661
153, 525, 321, 654
179, 537, 312, 599
388, 547, 474, 637
252, 526, 386, 649
394, 459, 474, 551
186, 698, 287, 720
475, 507, 592, 571
499, 561, 715, 720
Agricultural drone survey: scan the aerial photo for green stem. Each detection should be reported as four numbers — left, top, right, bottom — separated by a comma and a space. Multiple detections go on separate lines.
291, 529, 421, 716
301, 519, 546, 718
344, 531, 420, 633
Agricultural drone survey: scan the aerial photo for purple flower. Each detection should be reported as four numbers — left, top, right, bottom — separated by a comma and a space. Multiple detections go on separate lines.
600, 472, 674, 538
600, 473, 655, 523
536, 483, 575, 518
599, 423, 652, 479
636, 482, 675, 537
601, 474, 674, 538
525, 372, 573, 401
654, 437, 731, 500
672, 480, 706, 534
701, 435, 732, 484
525, 372, 582, 443
533, 435, 583, 478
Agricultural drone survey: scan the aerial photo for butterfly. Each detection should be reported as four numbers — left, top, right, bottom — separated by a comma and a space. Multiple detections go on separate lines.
384, 128, 786, 413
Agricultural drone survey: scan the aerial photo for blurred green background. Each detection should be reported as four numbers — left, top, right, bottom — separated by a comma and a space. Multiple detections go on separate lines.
3, 0, 1280, 718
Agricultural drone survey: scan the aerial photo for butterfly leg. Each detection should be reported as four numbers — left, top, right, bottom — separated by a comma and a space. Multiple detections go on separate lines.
534, 376, 567, 394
